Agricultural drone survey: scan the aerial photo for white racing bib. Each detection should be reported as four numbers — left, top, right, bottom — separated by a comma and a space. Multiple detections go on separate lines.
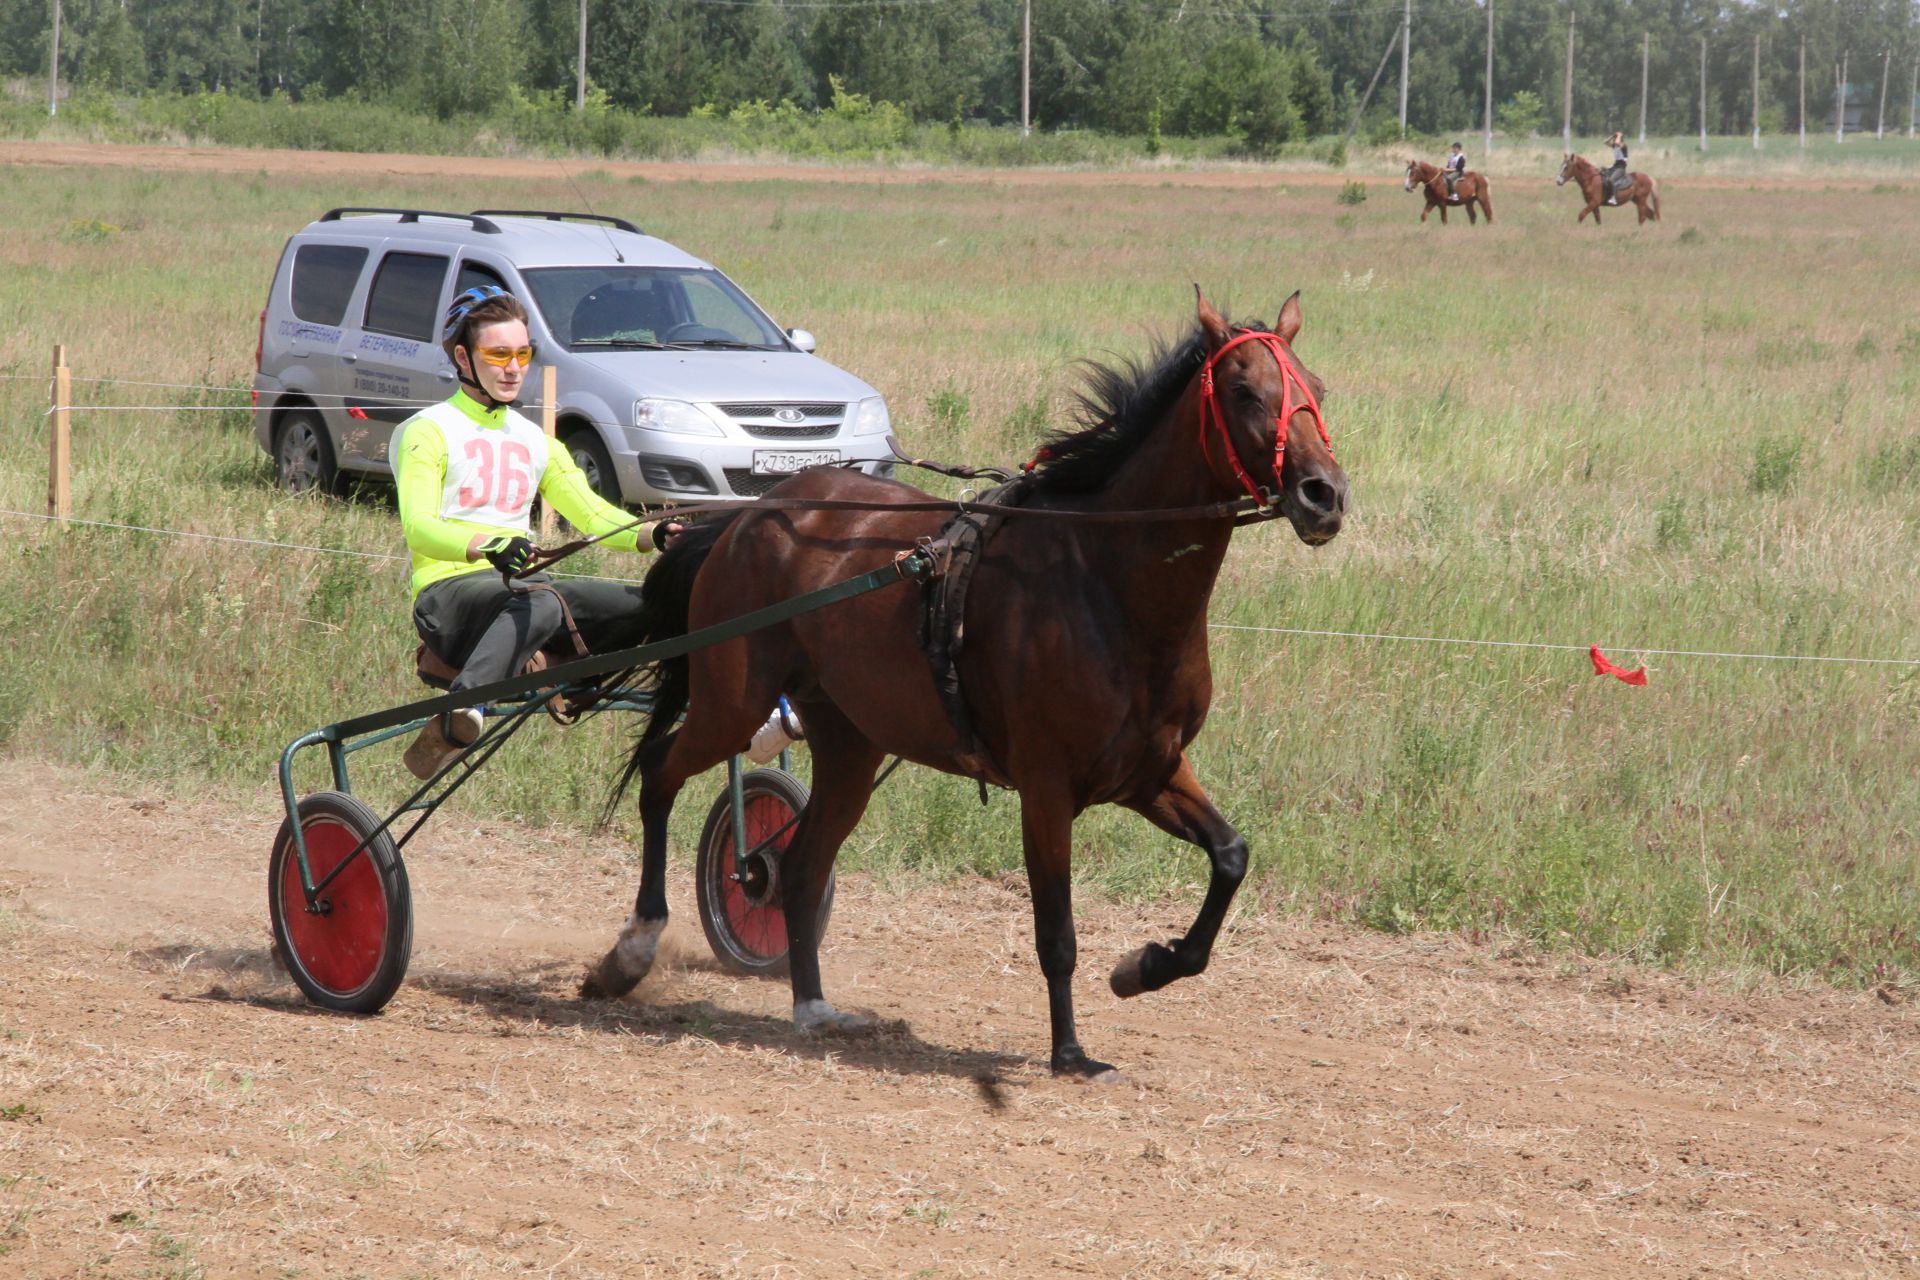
402, 401, 551, 534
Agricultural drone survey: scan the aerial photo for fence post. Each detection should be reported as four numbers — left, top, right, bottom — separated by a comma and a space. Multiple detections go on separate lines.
540, 363, 558, 544
49, 345, 71, 525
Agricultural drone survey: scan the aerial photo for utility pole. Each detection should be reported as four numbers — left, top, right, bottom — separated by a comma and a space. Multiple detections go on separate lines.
1482, 0, 1494, 157
1798, 33, 1806, 148
1836, 50, 1848, 144
1877, 48, 1890, 139
1698, 35, 1708, 152
1562, 8, 1575, 151
1639, 32, 1649, 143
1398, 0, 1411, 137
1910, 57, 1917, 140
1021, 0, 1031, 137
1345, 27, 1401, 139
1752, 33, 1761, 148
47, 0, 59, 117
575, 0, 587, 109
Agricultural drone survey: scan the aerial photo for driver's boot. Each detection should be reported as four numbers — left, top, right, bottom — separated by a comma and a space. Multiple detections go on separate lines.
404, 707, 484, 780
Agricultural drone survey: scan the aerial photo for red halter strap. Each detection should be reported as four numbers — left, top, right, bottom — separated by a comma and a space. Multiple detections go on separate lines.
1197, 329, 1333, 507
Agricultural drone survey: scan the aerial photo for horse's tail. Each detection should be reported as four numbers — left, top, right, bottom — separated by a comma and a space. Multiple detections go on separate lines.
1479, 175, 1494, 222
1649, 177, 1661, 220
601, 512, 743, 819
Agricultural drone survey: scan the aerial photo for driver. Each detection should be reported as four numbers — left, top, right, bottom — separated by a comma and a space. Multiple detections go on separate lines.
393, 286, 679, 778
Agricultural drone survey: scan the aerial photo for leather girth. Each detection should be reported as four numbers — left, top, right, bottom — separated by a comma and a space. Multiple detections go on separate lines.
920, 476, 1032, 793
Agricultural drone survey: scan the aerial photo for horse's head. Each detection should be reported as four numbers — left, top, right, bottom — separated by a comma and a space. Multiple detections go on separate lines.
1404, 160, 1421, 191
1195, 290, 1348, 546
1556, 154, 1576, 185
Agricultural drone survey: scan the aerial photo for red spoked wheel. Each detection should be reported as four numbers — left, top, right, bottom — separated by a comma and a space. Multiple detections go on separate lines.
268, 791, 413, 1013
695, 768, 832, 977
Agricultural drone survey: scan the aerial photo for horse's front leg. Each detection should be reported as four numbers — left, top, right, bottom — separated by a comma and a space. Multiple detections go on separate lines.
1110, 755, 1247, 999
1018, 788, 1113, 1079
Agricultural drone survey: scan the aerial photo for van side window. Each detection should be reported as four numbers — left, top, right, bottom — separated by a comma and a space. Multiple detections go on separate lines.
290, 244, 368, 326
456, 261, 509, 298
364, 252, 451, 340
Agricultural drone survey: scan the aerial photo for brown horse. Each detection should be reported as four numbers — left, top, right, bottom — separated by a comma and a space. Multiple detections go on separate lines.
1557, 153, 1661, 225
1404, 159, 1494, 225
583, 290, 1350, 1080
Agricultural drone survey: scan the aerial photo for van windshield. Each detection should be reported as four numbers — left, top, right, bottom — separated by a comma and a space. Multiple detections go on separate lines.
522, 267, 789, 351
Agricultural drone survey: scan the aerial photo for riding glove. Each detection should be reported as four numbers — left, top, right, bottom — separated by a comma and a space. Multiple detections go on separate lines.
650, 520, 684, 553
477, 534, 535, 575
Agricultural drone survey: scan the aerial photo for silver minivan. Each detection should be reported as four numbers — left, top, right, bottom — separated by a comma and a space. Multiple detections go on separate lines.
252, 207, 894, 502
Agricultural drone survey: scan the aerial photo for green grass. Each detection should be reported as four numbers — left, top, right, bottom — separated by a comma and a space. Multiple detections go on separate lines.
2, 157, 1919, 986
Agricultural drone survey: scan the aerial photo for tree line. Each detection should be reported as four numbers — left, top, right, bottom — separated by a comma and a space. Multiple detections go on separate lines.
3, 0, 1915, 143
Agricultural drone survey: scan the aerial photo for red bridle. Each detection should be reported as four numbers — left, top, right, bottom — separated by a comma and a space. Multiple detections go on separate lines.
1198, 329, 1333, 507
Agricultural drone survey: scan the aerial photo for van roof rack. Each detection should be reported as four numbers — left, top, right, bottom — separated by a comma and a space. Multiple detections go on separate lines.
471, 210, 644, 236
318, 208, 502, 233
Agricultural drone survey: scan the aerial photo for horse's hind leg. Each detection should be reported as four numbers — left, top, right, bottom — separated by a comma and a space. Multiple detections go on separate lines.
580, 730, 685, 999
1110, 755, 1247, 999
582, 655, 775, 1000
777, 699, 885, 1034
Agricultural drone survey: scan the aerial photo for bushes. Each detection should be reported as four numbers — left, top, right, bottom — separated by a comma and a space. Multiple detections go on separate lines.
11, 80, 1365, 168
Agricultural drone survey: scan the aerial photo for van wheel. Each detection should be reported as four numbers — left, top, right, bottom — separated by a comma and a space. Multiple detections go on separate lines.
565, 429, 620, 503
276, 410, 341, 495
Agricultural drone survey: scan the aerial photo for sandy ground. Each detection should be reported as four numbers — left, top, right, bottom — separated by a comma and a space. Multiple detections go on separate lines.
0, 757, 1914, 1278
0, 138, 1898, 192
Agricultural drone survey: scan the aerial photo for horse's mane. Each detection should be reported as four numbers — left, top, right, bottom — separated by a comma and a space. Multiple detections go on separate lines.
1027, 318, 1266, 496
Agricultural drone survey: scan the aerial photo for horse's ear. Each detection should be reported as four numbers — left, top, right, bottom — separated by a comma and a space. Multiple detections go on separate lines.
1276, 291, 1303, 345
1194, 284, 1229, 350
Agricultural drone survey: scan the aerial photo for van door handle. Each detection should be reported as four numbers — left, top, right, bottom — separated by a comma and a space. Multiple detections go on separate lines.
436, 371, 455, 382
341, 353, 358, 364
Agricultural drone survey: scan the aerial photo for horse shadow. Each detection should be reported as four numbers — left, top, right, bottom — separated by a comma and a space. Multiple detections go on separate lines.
412, 962, 1029, 1087
148, 943, 1027, 1088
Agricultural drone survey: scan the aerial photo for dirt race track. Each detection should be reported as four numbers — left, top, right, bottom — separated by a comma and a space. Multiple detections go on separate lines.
0, 139, 1893, 193
0, 760, 1912, 1278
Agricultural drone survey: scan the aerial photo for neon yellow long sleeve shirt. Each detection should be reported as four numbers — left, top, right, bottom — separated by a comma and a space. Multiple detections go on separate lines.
393, 389, 647, 598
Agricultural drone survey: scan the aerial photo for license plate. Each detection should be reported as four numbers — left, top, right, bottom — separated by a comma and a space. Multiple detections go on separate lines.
751, 449, 839, 475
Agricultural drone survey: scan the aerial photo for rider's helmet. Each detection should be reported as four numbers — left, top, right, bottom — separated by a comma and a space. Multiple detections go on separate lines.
440, 285, 530, 369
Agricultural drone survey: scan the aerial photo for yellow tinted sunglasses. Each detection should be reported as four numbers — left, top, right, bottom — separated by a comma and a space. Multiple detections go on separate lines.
475, 345, 536, 368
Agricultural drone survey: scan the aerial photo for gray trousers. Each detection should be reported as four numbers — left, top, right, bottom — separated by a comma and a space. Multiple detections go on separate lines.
413, 570, 648, 694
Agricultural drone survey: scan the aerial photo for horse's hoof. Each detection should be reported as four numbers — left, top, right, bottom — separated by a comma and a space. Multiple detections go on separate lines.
1052, 1049, 1120, 1082
793, 998, 877, 1035
1112, 939, 1182, 998
1110, 946, 1151, 998
582, 914, 665, 1000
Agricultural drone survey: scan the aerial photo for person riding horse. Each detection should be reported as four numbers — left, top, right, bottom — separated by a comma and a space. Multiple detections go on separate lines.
1604, 132, 1629, 205
1442, 142, 1467, 200
392, 287, 798, 778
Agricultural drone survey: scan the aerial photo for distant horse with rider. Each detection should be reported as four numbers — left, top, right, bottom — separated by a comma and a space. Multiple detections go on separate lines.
1405, 159, 1494, 225
1557, 153, 1662, 225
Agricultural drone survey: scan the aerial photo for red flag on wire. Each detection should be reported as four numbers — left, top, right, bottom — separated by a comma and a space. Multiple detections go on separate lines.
1590, 645, 1648, 686
347, 405, 369, 420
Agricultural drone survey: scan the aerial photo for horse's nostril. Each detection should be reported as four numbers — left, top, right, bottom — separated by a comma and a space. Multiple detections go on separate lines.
1299, 477, 1338, 515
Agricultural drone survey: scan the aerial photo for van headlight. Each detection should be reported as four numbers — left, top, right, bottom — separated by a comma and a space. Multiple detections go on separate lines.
849, 396, 891, 437
633, 398, 724, 438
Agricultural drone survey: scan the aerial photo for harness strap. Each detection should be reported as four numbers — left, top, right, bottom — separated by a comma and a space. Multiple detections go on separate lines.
519, 491, 1265, 577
